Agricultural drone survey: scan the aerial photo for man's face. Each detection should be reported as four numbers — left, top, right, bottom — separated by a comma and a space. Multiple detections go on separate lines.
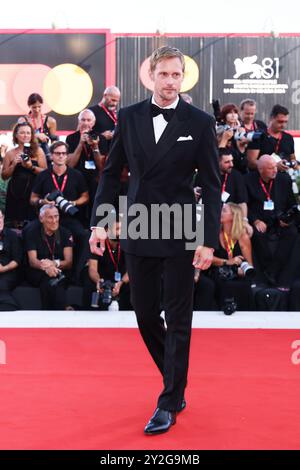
79, 112, 95, 132
220, 154, 234, 174
150, 57, 184, 105
40, 208, 59, 233
240, 104, 256, 124
103, 92, 120, 111
51, 145, 68, 166
259, 161, 278, 181
271, 113, 289, 132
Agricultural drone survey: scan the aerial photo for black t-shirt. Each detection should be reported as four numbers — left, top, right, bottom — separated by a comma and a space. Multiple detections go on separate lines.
0, 228, 22, 266
24, 225, 73, 261
32, 167, 88, 202
89, 240, 126, 282
221, 169, 248, 204
248, 131, 295, 160
66, 131, 101, 178
89, 104, 116, 155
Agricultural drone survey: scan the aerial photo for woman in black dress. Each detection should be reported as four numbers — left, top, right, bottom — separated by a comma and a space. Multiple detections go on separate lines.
2, 122, 47, 228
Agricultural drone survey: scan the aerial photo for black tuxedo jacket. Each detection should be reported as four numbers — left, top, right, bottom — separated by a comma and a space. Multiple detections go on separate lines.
91, 97, 221, 257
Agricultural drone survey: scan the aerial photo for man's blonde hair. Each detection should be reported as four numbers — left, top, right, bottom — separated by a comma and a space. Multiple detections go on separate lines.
149, 46, 185, 73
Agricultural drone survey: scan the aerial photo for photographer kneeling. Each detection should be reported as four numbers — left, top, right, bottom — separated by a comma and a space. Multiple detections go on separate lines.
30, 141, 90, 281
209, 203, 255, 314
24, 205, 73, 310
82, 221, 131, 310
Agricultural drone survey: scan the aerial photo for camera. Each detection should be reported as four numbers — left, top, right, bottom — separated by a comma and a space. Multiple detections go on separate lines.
21, 142, 31, 162
85, 130, 99, 141
100, 280, 115, 305
46, 189, 78, 216
277, 204, 300, 225
223, 297, 237, 315
217, 264, 238, 281
283, 159, 298, 169
233, 130, 263, 142
240, 261, 256, 278
49, 271, 65, 287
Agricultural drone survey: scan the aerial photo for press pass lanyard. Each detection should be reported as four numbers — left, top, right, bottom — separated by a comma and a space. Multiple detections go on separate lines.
259, 178, 273, 201
268, 130, 283, 154
222, 174, 228, 194
100, 104, 117, 125
51, 173, 68, 193
105, 239, 121, 282
223, 231, 236, 259
44, 235, 56, 260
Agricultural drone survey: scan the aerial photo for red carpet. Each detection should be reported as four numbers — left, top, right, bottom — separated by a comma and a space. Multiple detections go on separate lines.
0, 328, 300, 450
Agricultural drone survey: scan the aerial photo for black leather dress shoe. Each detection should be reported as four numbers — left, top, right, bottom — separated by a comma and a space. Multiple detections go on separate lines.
179, 398, 186, 413
144, 408, 176, 435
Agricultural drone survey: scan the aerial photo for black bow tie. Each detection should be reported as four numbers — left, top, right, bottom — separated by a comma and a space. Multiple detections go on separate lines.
151, 104, 175, 122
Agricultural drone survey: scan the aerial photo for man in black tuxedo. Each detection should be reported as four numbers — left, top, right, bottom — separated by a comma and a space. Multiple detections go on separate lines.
89, 46, 221, 434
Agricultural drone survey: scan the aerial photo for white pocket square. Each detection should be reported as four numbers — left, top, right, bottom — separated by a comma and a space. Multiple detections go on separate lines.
177, 135, 193, 141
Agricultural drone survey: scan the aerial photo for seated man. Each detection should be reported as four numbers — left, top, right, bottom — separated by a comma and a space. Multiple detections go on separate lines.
82, 221, 131, 310
24, 205, 73, 310
0, 210, 22, 309
30, 141, 89, 280
245, 154, 298, 286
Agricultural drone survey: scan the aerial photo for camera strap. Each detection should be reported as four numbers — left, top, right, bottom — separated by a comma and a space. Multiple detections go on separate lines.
51, 172, 68, 193
267, 129, 283, 154
31, 114, 44, 133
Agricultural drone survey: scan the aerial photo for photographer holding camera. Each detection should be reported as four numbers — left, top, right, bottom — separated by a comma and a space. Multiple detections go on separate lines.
2, 122, 47, 229
83, 220, 131, 310
217, 103, 252, 174
247, 105, 297, 171
66, 109, 106, 214
30, 141, 90, 281
24, 205, 73, 310
245, 154, 298, 286
209, 202, 255, 313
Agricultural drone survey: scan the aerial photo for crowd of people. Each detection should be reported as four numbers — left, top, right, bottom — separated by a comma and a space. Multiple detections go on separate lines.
0, 89, 300, 312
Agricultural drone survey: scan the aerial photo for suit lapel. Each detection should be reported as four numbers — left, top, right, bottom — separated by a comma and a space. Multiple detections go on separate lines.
133, 97, 192, 176
133, 99, 157, 165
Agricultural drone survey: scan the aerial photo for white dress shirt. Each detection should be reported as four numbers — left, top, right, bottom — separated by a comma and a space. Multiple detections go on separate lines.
151, 96, 179, 143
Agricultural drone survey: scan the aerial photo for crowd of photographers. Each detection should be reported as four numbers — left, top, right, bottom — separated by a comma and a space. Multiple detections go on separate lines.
1, 91, 300, 313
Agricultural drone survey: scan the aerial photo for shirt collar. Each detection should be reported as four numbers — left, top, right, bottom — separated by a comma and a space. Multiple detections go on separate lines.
151, 95, 179, 110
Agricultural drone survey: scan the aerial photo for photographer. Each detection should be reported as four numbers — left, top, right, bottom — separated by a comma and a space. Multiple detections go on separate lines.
2, 122, 47, 229
247, 105, 297, 171
245, 154, 298, 286
24, 205, 73, 310
89, 86, 121, 156
217, 103, 250, 174
82, 220, 131, 310
209, 202, 255, 313
239, 99, 267, 134
66, 109, 106, 214
27, 93, 58, 165
30, 141, 90, 281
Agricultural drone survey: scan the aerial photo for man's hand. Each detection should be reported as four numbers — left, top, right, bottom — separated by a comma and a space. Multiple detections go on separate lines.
277, 160, 289, 172
89, 227, 107, 256
193, 246, 214, 270
101, 130, 114, 140
254, 219, 267, 233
